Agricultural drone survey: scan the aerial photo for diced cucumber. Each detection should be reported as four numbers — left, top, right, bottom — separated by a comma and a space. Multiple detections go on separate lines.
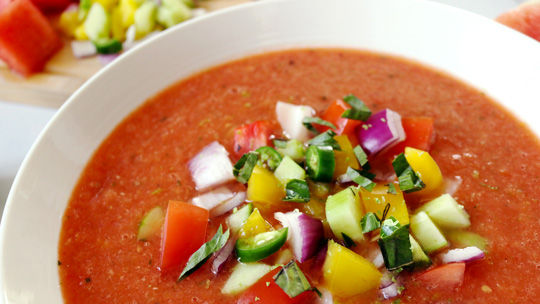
277, 139, 306, 163
84, 3, 111, 41
325, 187, 365, 243
446, 230, 488, 251
226, 203, 253, 234
416, 194, 470, 229
274, 155, 305, 184
134, 1, 157, 38
137, 206, 165, 241
157, 0, 191, 29
221, 262, 272, 295
410, 211, 448, 254
409, 234, 431, 267
78, 0, 92, 21
93, 38, 122, 54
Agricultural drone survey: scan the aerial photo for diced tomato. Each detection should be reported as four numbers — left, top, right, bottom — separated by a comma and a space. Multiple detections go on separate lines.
0, 0, 62, 77
236, 267, 317, 304
160, 201, 209, 271
315, 99, 362, 142
379, 117, 434, 161
233, 121, 278, 156
414, 262, 466, 289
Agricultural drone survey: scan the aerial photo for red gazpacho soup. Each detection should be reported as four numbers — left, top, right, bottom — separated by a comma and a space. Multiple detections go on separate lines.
58, 49, 540, 303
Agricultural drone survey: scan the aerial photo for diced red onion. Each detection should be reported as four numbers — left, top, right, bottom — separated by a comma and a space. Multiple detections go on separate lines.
98, 54, 120, 66
211, 236, 236, 275
310, 242, 328, 274
438, 246, 485, 264
316, 287, 333, 304
365, 243, 385, 268
380, 282, 400, 299
70, 40, 96, 59
188, 141, 235, 191
63, 3, 78, 12
337, 173, 353, 184
191, 186, 235, 210
274, 210, 324, 263
357, 109, 405, 155
210, 191, 247, 218
276, 101, 315, 142
444, 176, 463, 196
379, 269, 398, 288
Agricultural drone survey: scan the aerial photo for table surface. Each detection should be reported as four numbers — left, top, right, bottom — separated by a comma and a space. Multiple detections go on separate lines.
0, 0, 527, 220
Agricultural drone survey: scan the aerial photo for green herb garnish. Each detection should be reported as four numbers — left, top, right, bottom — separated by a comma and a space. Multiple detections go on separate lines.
353, 145, 371, 170
275, 260, 314, 298
178, 225, 230, 281
392, 153, 426, 193
233, 151, 259, 183
283, 179, 310, 203
307, 130, 341, 150
341, 95, 372, 121
302, 117, 337, 135
273, 139, 288, 149
377, 218, 413, 271
342, 233, 356, 248
346, 167, 376, 191
387, 183, 397, 195
361, 212, 381, 233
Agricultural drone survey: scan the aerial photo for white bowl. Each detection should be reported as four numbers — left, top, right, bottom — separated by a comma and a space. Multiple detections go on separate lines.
2, 0, 540, 302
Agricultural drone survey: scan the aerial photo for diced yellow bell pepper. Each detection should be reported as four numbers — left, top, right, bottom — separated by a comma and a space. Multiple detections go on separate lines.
59, 10, 80, 38
323, 240, 381, 297
333, 135, 360, 178
404, 147, 444, 198
74, 24, 89, 40
238, 208, 272, 238
118, 0, 138, 28
247, 165, 285, 207
359, 182, 409, 225
110, 6, 125, 40
93, 0, 119, 11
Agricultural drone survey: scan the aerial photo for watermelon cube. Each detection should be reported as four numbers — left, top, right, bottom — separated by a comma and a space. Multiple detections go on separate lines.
0, 0, 62, 77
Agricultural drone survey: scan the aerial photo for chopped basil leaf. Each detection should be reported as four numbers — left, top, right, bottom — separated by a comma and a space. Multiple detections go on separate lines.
273, 139, 288, 149
346, 167, 376, 191
233, 151, 259, 184
353, 145, 369, 168
342, 233, 356, 248
387, 183, 397, 195
178, 225, 230, 281
275, 260, 313, 298
302, 117, 337, 135
307, 130, 341, 151
284, 179, 310, 203
381, 203, 391, 222
361, 212, 381, 233
392, 153, 426, 193
377, 220, 413, 271
341, 95, 372, 121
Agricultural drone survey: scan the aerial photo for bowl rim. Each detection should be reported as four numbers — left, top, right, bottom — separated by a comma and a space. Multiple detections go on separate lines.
2, 0, 540, 302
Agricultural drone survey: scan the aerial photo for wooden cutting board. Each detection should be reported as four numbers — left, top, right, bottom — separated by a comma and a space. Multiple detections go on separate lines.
0, 0, 252, 109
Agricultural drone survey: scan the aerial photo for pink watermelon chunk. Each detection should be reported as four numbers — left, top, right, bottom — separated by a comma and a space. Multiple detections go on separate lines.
0, 0, 62, 77
496, 0, 540, 42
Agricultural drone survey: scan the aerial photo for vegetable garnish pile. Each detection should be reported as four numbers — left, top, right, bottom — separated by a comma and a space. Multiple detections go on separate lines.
137, 95, 487, 302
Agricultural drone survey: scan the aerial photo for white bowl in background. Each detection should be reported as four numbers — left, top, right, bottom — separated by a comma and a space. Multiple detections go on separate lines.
1, 0, 540, 302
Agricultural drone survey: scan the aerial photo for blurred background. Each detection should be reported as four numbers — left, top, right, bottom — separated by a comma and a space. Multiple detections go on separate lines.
0, 0, 528, 220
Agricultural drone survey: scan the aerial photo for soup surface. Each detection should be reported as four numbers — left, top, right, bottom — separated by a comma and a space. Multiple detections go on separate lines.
58, 49, 540, 303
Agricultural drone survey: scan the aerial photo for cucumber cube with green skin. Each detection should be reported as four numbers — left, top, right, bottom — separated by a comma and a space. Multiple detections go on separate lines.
416, 194, 471, 229
410, 211, 448, 254
325, 187, 365, 244
84, 3, 110, 41
409, 234, 431, 267
134, 1, 157, 37
274, 155, 305, 184
221, 262, 272, 295
157, 0, 191, 28
226, 203, 253, 235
